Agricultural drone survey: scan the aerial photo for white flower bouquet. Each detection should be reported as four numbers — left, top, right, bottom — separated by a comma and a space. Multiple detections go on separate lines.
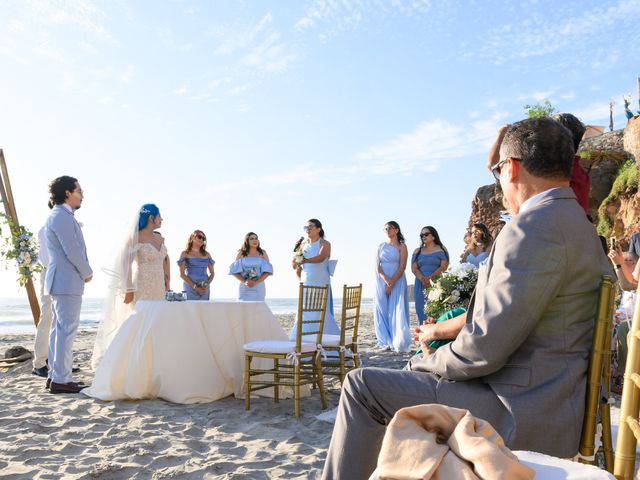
0, 215, 42, 287
243, 268, 259, 281
424, 263, 478, 319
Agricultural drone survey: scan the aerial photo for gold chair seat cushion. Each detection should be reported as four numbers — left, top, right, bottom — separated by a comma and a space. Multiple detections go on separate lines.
512, 451, 616, 479
301, 334, 353, 347
243, 340, 317, 354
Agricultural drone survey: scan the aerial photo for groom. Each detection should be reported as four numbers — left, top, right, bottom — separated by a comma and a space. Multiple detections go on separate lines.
45, 176, 93, 394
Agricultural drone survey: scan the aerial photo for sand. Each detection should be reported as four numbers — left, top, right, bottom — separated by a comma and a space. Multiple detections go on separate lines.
0, 311, 418, 479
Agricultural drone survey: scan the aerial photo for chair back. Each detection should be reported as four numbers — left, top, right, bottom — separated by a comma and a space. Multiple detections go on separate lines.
340, 284, 362, 345
578, 275, 615, 470
295, 283, 329, 351
614, 276, 640, 479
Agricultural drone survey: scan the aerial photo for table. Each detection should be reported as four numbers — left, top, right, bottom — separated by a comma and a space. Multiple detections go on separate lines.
83, 300, 290, 404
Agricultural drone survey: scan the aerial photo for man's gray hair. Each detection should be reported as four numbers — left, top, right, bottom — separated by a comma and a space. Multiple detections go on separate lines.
500, 117, 574, 180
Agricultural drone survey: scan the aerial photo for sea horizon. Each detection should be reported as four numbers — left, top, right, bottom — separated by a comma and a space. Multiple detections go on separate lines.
0, 296, 376, 335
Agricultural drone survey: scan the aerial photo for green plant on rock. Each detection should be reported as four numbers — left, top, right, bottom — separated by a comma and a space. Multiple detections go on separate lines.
597, 160, 640, 237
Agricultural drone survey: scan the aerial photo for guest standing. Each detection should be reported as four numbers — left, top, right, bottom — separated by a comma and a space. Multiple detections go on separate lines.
45, 176, 92, 394
411, 226, 449, 325
178, 230, 214, 300
92, 204, 170, 368
31, 202, 54, 377
374, 221, 411, 352
229, 232, 273, 301
461, 223, 493, 266
290, 218, 340, 338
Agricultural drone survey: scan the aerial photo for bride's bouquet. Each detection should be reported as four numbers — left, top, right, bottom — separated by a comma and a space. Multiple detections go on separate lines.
424, 263, 478, 319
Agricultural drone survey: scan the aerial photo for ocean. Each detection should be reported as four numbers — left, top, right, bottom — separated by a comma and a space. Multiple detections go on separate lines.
0, 297, 374, 335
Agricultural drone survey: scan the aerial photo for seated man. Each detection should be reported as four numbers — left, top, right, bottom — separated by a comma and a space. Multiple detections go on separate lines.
322, 118, 613, 480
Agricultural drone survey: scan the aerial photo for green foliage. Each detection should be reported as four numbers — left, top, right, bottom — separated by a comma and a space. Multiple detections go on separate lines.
523, 100, 556, 118
597, 160, 640, 237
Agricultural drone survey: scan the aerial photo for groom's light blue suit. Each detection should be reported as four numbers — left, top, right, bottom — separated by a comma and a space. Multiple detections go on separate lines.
45, 204, 92, 384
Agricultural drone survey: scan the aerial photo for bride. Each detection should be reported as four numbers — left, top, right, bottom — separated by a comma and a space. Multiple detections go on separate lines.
91, 204, 170, 368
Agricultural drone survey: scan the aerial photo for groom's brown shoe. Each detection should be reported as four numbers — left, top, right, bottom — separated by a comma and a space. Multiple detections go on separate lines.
49, 381, 88, 394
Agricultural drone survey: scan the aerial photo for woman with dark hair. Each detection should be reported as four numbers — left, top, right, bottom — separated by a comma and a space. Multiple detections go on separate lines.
374, 221, 411, 352
178, 230, 215, 300
290, 218, 340, 338
228, 232, 273, 301
411, 226, 449, 325
461, 223, 493, 266
92, 203, 170, 368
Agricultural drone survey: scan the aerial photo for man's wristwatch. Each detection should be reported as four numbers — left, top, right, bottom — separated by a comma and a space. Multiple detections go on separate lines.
615, 264, 622, 269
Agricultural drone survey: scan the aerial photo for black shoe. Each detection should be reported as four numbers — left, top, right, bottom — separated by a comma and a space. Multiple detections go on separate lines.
46, 378, 51, 390
32, 365, 49, 377
49, 381, 89, 394
72, 366, 80, 373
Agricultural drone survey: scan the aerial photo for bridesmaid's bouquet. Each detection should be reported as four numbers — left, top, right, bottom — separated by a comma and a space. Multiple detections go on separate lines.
194, 280, 209, 289
293, 236, 305, 265
424, 263, 478, 319
243, 268, 259, 281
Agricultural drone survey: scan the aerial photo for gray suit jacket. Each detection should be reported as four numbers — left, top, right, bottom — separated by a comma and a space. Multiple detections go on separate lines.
45, 204, 92, 296
412, 187, 613, 456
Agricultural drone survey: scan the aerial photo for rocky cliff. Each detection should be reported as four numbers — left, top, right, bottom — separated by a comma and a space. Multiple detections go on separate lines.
466, 123, 638, 246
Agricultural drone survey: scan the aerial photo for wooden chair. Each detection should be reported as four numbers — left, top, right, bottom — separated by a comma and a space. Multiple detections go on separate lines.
513, 275, 616, 477
613, 276, 640, 479
370, 276, 618, 479
243, 283, 329, 417
314, 284, 362, 384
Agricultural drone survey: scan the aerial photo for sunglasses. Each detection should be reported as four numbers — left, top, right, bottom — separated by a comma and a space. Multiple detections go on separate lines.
303, 225, 316, 232
420, 232, 432, 238
383, 226, 397, 232
491, 157, 521, 181
195, 234, 206, 241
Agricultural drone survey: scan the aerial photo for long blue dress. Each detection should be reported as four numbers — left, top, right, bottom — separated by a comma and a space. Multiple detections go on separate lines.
177, 256, 214, 300
374, 243, 411, 352
413, 249, 448, 323
290, 239, 340, 340
228, 256, 273, 301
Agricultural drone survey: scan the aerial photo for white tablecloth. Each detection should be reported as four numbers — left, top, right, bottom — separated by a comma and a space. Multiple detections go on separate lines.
83, 300, 289, 404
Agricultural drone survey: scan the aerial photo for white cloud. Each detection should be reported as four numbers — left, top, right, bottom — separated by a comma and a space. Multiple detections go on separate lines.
172, 83, 189, 96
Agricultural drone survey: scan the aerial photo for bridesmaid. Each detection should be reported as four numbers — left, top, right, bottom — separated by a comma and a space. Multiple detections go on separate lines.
177, 230, 215, 300
290, 218, 340, 338
228, 232, 273, 301
461, 223, 493, 266
374, 221, 411, 352
411, 226, 449, 324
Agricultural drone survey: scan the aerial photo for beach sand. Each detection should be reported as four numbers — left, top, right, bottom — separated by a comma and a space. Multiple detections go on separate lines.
1, 310, 631, 479
0, 311, 418, 479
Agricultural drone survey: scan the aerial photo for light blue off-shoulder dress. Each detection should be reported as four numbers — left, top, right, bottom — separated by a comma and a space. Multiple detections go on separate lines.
290, 239, 340, 340
228, 256, 273, 301
374, 243, 411, 352
413, 249, 448, 324
177, 256, 214, 300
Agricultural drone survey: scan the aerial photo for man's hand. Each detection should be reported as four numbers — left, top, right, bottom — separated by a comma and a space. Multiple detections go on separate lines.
414, 323, 437, 350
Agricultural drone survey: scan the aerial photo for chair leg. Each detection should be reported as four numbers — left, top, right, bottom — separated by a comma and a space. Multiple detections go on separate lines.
274, 358, 280, 403
339, 349, 346, 384
244, 353, 251, 411
316, 353, 328, 409
353, 347, 360, 369
294, 362, 301, 418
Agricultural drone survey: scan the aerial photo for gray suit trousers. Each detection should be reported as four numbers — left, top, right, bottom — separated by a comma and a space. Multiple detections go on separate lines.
321, 367, 509, 480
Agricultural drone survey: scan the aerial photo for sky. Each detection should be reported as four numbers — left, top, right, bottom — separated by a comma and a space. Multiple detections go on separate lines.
0, 0, 639, 300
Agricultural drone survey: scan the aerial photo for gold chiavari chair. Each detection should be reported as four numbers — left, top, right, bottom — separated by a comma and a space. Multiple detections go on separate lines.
614, 274, 640, 479
243, 283, 329, 417
313, 284, 362, 384
371, 276, 618, 480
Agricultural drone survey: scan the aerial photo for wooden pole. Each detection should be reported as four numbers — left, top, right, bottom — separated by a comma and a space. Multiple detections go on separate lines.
0, 149, 41, 327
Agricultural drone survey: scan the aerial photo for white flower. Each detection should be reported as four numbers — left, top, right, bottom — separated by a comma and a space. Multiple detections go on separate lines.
428, 287, 443, 302
293, 254, 305, 265
78, 222, 84, 228
23, 253, 31, 265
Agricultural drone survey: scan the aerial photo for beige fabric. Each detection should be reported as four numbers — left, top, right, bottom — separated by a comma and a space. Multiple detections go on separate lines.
84, 300, 291, 404
377, 404, 534, 480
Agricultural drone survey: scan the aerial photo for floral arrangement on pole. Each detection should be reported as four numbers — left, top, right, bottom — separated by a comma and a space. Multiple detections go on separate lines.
0, 214, 43, 287
424, 263, 479, 319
